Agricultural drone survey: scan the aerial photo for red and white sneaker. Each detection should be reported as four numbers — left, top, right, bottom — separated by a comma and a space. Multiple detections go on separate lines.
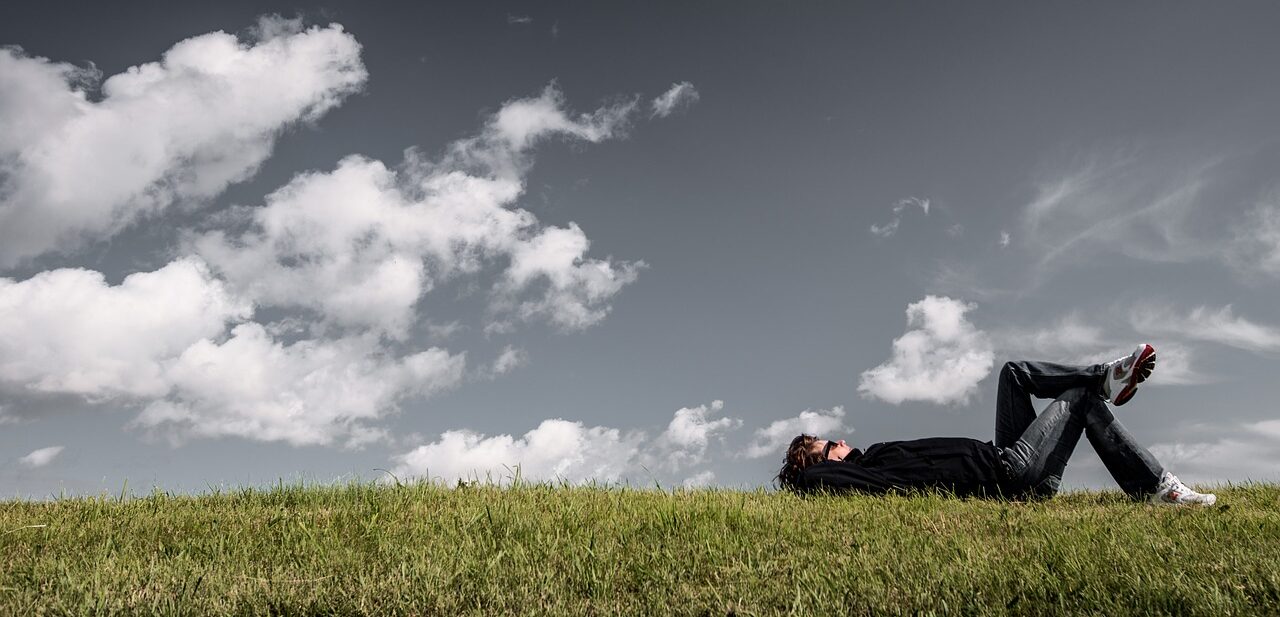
1103, 344, 1156, 406
1151, 472, 1217, 506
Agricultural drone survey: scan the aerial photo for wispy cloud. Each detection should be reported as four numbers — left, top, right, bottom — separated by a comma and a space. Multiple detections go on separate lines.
1149, 420, 1280, 484
1131, 304, 1280, 354
858, 296, 994, 405
1227, 199, 1280, 279
19, 446, 64, 468
869, 197, 929, 238
990, 311, 1209, 386
1021, 149, 1226, 272
489, 346, 529, 376
650, 82, 699, 118
507, 14, 533, 25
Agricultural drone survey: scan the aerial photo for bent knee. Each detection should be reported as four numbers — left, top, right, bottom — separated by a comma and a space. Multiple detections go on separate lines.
1059, 386, 1090, 402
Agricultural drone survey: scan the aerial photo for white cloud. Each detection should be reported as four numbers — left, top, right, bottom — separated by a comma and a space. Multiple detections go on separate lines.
19, 446, 64, 468
507, 14, 533, 25
869, 197, 929, 238
1131, 305, 1280, 354
1228, 201, 1280, 277
858, 296, 994, 405
1021, 151, 1222, 271
650, 82, 700, 118
0, 18, 668, 450
990, 313, 1208, 386
390, 418, 645, 485
496, 223, 644, 330
390, 400, 740, 485
682, 471, 716, 488
1148, 420, 1280, 484
743, 407, 847, 459
133, 323, 465, 447
0, 257, 251, 398
990, 313, 1107, 361
649, 399, 741, 470
194, 83, 643, 337
0, 80, 655, 448
489, 346, 529, 376
0, 16, 367, 267
999, 231, 1011, 248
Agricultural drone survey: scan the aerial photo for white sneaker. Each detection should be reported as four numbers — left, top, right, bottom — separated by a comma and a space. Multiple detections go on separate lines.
1103, 344, 1156, 406
1151, 472, 1217, 506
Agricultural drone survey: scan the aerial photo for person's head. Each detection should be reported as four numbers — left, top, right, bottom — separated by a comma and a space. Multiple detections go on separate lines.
774, 434, 853, 491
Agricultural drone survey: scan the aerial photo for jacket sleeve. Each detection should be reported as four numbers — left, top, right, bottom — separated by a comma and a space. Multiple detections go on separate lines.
798, 462, 894, 494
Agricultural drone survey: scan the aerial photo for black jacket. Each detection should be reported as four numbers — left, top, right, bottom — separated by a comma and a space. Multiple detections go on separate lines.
796, 437, 1017, 498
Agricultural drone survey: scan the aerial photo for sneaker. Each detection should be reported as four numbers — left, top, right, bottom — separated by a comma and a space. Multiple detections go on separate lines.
1103, 344, 1156, 406
1151, 472, 1217, 506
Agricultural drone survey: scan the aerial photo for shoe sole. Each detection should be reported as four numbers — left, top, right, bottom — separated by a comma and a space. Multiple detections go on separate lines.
1113, 344, 1156, 406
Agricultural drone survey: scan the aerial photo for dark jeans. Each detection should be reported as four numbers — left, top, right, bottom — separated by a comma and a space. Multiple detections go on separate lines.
996, 361, 1164, 498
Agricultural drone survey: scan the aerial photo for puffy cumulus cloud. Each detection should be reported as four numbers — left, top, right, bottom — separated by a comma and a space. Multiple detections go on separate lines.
681, 471, 716, 488
0, 16, 367, 267
650, 82, 699, 118
389, 418, 644, 484
0, 256, 465, 446
647, 400, 741, 470
193, 84, 643, 338
743, 407, 848, 459
133, 323, 464, 447
0, 27, 669, 449
858, 296, 994, 405
390, 400, 740, 486
495, 223, 643, 330
0, 257, 250, 399
19, 446, 64, 468
869, 197, 930, 238
1131, 304, 1280, 354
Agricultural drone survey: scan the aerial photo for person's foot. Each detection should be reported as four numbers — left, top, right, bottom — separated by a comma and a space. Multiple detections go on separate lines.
1151, 472, 1217, 506
1102, 344, 1156, 406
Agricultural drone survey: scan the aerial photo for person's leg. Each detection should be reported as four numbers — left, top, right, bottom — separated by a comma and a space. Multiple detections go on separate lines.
995, 361, 1106, 448
1082, 405, 1164, 498
1000, 386, 1092, 497
1004, 386, 1167, 498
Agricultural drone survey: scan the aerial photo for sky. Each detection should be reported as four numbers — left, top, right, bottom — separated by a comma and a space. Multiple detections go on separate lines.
3, 1, 1279, 497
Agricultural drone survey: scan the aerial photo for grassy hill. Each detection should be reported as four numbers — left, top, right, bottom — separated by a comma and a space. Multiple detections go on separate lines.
2, 482, 1277, 615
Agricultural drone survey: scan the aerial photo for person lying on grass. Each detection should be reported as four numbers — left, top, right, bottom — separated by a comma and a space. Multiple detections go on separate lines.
777, 344, 1217, 506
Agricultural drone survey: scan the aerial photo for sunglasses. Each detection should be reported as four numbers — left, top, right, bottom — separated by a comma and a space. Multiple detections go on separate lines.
821, 439, 839, 460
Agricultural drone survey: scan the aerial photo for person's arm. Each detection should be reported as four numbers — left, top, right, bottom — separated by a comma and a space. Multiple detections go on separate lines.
799, 461, 894, 494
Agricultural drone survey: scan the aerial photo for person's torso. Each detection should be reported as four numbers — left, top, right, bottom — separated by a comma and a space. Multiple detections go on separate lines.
800, 437, 1011, 497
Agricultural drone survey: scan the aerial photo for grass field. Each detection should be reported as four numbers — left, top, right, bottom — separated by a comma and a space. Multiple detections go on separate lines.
2, 481, 1278, 615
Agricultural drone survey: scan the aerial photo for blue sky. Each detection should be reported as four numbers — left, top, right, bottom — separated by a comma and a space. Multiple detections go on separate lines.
3, 2, 1279, 496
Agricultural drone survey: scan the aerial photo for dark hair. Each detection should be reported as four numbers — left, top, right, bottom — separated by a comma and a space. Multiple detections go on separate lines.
775, 434, 825, 492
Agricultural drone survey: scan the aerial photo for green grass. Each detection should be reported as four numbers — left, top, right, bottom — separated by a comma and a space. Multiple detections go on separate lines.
2, 482, 1278, 615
